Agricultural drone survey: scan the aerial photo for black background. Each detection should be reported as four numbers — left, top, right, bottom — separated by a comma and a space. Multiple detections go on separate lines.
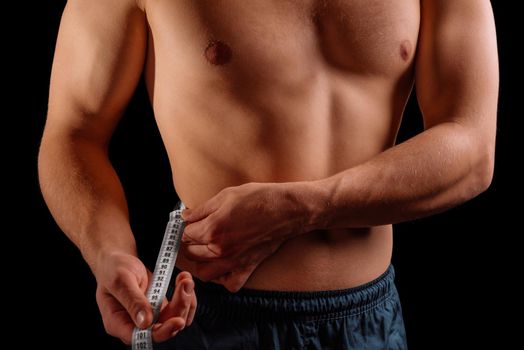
18, 1, 517, 349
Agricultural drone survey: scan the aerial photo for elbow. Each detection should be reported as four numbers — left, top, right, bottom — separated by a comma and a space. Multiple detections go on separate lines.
478, 152, 495, 192
468, 144, 495, 197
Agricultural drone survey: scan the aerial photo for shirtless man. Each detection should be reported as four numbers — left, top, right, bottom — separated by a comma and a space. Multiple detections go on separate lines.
39, 0, 498, 348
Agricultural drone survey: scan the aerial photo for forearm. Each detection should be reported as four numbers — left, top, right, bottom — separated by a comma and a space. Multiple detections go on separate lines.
38, 129, 137, 274
297, 122, 494, 229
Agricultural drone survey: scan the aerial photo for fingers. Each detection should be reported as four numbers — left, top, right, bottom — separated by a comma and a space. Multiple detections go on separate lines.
96, 287, 136, 345
194, 258, 236, 281
158, 272, 194, 323
182, 199, 217, 223
153, 272, 197, 343
184, 243, 226, 261
182, 218, 218, 245
152, 317, 187, 342
187, 291, 197, 326
220, 264, 258, 292
189, 238, 282, 282
108, 271, 152, 329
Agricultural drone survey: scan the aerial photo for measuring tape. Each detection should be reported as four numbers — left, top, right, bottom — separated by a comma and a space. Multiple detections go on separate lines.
132, 202, 186, 350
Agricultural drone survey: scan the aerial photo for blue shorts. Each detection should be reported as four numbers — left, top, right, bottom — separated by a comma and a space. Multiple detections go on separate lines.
156, 265, 407, 349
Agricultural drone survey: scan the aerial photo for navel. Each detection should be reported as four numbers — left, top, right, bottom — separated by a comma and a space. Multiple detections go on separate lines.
204, 40, 232, 65
399, 40, 412, 61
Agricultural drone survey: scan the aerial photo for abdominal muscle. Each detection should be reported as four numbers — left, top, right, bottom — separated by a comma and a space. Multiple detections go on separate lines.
244, 226, 393, 291
154, 69, 400, 292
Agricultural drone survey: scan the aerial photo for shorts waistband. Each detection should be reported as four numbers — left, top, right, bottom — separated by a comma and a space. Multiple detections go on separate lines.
194, 265, 396, 321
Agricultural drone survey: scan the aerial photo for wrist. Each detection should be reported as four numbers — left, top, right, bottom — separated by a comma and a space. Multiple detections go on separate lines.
82, 235, 137, 278
93, 248, 138, 279
278, 179, 331, 233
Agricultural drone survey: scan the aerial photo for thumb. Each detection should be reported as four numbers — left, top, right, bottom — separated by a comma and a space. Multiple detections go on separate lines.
182, 203, 213, 222
111, 273, 153, 329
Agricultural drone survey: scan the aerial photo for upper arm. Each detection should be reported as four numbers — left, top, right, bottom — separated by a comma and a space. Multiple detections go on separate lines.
46, 0, 146, 145
415, 0, 498, 135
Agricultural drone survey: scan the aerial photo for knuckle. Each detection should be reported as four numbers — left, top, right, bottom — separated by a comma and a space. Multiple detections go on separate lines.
225, 282, 240, 293
128, 300, 143, 315
208, 232, 232, 257
182, 226, 192, 238
181, 292, 192, 305
120, 336, 131, 346
206, 221, 220, 239
209, 243, 224, 257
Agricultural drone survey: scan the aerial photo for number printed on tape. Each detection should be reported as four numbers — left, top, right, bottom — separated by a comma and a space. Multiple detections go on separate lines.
132, 203, 186, 350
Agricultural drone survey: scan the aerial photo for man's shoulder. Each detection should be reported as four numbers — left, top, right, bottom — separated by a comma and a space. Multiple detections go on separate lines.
68, 0, 144, 12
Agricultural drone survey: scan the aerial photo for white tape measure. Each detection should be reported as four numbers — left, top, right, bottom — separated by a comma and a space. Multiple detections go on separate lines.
132, 202, 186, 350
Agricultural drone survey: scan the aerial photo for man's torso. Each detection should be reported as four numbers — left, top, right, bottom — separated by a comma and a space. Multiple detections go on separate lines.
142, 0, 420, 290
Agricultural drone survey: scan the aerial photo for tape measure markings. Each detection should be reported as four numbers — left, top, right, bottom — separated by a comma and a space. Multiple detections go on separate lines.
132, 203, 185, 350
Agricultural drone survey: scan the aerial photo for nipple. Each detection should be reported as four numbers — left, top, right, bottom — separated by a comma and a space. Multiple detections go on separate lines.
400, 40, 412, 61
204, 40, 232, 65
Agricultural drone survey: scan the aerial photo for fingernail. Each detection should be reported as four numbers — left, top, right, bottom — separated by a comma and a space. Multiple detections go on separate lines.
136, 310, 146, 327
171, 330, 179, 337
183, 282, 194, 295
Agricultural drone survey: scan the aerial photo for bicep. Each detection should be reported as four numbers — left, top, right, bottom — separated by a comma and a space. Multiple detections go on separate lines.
415, 0, 498, 132
47, 0, 146, 144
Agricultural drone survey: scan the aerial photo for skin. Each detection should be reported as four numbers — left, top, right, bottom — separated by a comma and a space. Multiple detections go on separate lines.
39, 0, 498, 344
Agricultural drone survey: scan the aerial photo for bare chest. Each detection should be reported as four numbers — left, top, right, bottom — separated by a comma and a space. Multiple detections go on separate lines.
145, 0, 420, 81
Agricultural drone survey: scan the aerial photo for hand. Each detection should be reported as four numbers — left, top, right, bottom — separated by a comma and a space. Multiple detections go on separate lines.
94, 252, 197, 344
181, 182, 310, 292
